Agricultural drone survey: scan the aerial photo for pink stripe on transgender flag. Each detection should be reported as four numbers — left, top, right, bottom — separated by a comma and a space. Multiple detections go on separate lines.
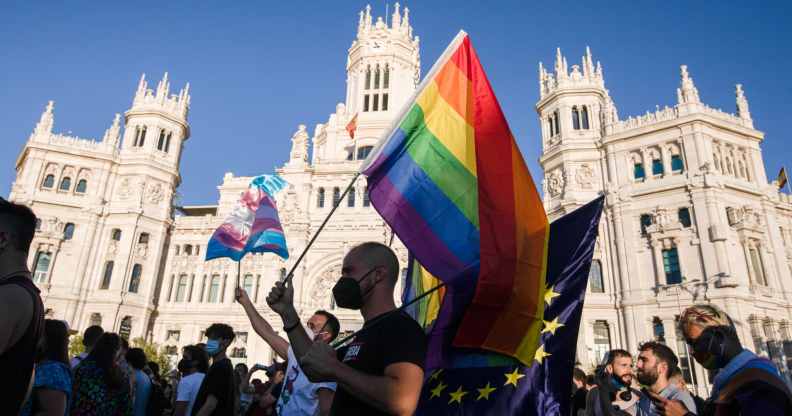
368, 174, 468, 279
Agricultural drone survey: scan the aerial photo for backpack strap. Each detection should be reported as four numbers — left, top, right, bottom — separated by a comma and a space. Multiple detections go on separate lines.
714, 367, 792, 405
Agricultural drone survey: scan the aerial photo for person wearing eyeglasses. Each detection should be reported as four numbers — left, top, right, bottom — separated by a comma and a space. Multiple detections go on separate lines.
653, 304, 792, 416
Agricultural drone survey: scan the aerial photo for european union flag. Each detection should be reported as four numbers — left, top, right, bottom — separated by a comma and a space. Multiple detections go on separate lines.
415, 196, 604, 415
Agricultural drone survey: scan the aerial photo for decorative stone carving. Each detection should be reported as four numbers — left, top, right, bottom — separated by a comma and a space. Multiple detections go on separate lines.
289, 125, 309, 162
146, 182, 164, 204
547, 168, 565, 197
118, 178, 132, 200
575, 164, 594, 189
311, 266, 340, 305
726, 206, 763, 230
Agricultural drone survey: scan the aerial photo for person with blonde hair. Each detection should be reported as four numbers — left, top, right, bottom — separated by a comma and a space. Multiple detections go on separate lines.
652, 303, 792, 416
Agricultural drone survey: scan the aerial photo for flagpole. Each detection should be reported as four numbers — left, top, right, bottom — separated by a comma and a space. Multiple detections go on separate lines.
282, 173, 361, 285
786, 166, 791, 194
331, 281, 447, 349
236, 260, 241, 290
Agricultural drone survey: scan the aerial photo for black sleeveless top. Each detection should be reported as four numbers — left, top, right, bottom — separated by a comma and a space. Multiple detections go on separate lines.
0, 274, 44, 414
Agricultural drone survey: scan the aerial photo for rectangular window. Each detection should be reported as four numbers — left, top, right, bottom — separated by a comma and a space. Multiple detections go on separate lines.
593, 321, 612, 365
662, 248, 682, 284
671, 155, 684, 172
332, 187, 341, 206
749, 247, 767, 286
382, 93, 388, 111
167, 330, 181, 341
678, 208, 692, 228
157, 130, 166, 151
363, 185, 370, 207
347, 189, 355, 207
175, 274, 188, 302
363, 95, 370, 112
243, 274, 254, 295
33, 251, 51, 283
589, 259, 604, 293
634, 163, 646, 180
652, 159, 664, 175
640, 214, 653, 236
373, 94, 379, 112
100, 261, 114, 289
208, 275, 220, 303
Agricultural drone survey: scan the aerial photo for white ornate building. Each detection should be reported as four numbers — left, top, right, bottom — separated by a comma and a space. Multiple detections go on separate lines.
538, 47, 792, 393
9, 5, 417, 367
9, 4, 792, 395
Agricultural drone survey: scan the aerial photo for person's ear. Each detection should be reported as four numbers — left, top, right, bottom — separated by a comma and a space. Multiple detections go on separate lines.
606, 364, 613, 374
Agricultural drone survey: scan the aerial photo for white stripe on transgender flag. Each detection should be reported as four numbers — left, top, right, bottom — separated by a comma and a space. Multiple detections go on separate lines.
205, 174, 289, 261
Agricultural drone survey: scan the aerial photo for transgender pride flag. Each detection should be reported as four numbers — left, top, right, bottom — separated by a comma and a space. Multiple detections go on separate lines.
205, 174, 289, 261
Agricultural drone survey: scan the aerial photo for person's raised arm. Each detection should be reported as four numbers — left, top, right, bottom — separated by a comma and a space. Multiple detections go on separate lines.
235, 288, 289, 359
266, 279, 313, 359
300, 342, 424, 416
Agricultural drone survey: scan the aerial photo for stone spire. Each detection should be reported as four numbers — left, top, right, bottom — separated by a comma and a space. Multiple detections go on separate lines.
33, 100, 55, 137
130, 72, 191, 120
735, 84, 751, 121
676, 65, 700, 105
391, 2, 401, 29
540, 47, 604, 98
102, 113, 121, 146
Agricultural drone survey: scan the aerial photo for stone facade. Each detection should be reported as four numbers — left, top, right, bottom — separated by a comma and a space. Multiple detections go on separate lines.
9, 4, 417, 368
538, 48, 792, 393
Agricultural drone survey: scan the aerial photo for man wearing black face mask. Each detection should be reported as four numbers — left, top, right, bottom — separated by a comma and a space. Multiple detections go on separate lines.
175, 345, 209, 416
657, 304, 792, 416
267, 242, 427, 416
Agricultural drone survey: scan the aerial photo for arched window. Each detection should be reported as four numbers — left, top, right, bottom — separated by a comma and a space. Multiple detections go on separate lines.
195, 245, 200, 256
634, 162, 646, 181
589, 259, 604, 293
347, 189, 356, 207
357, 146, 373, 160
383, 64, 390, 89
243, 274, 254, 295
75, 179, 87, 193
33, 251, 51, 283
547, 117, 555, 137
208, 275, 221, 303
128, 264, 142, 293
652, 158, 664, 176
42, 174, 55, 188
317, 187, 325, 208
332, 187, 341, 206
581, 105, 590, 129
157, 130, 166, 151
653, 317, 666, 343
165, 132, 172, 153
184, 244, 193, 255
137, 126, 147, 147
119, 316, 132, 340
662, 247, 682, 284
175, 274, 188, 302
89, 313, 102, 327
111, 228, 122, 241
59, 177, 71, 191
363, 185, 370, 207
671, 155, 684, 172
63, 223, 75, 240
138, 233, 150, 244
374, 65, 381, 89
100, 261, 114, 289
365, 66, 371, 90
572, 106, 581, 130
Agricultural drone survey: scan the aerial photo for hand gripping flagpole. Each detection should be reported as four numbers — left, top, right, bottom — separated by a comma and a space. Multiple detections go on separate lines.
281, 172, 361, 285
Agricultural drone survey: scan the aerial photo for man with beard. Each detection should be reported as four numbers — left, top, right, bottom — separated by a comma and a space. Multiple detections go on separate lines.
657, 304, 792, 416
586, 349, 642, 416
635, 341, 697, 415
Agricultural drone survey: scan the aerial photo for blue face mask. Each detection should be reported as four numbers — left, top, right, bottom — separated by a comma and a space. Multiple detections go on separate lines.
206, 339, 221, 356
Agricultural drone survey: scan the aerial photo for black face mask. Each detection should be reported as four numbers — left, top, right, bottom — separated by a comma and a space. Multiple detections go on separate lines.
689, 326, 742, 369
332, 268, 377, 310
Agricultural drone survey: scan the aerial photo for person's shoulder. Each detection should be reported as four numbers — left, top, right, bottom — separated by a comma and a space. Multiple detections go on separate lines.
388, 312, 426, 334
0, 282, 33, 316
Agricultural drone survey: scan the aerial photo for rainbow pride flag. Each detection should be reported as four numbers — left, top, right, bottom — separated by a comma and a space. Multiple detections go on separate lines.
205, 174, 289, 261
362, 31, 549, 366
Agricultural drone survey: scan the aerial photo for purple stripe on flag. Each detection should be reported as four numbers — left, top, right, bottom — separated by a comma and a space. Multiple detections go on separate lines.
369, 174, 467, 279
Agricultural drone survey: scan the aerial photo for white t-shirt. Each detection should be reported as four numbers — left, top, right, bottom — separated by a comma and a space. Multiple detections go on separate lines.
176, 372, 206, 416
276, 346, 337, 416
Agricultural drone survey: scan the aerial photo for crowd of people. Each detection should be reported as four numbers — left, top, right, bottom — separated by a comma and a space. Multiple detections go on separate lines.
3, 193, 792, 415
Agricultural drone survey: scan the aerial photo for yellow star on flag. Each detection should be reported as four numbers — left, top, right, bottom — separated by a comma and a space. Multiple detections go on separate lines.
476, 382, 497, 400
429, 369, 443, 381
541, 317, 565, 335
544, 286, 560, 306
504, 368, 525, 387
534, 344, 552, 364
430, 381, 447, 399
448, 386, 468, 404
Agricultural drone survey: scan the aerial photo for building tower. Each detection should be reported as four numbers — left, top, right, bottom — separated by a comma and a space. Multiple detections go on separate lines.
88, 73, 190, 339
537, 47, 610, 217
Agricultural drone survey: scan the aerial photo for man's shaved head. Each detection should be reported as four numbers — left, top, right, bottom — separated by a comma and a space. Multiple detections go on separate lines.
345, 242, 399, 285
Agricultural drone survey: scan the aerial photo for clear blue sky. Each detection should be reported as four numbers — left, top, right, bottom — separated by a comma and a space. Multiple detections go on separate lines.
2, 1, 790, 205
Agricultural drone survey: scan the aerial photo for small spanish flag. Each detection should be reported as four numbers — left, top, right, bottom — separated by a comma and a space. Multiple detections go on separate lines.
778, 167, 788, 190
346, 113, 358, 140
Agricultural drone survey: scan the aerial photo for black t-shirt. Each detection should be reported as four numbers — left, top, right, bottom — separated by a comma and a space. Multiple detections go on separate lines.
192, 357, 235, 416
331, 311, 427, 415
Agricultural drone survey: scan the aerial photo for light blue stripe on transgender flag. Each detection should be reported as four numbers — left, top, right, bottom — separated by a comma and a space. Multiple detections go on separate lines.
246, 230, 288, 259
251, 174, 288, 197
377, 128, 480, 269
